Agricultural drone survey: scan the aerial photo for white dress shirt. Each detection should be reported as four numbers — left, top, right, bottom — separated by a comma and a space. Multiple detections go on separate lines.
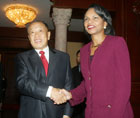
35, 46, 52, 97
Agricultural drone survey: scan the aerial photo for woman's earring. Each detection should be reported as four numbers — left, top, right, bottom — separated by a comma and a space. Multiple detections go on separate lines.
104, 26, 106, 29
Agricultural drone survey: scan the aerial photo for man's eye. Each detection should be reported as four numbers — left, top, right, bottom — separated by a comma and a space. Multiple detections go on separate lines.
93, 16, 98, 20
39, 29, 42, 32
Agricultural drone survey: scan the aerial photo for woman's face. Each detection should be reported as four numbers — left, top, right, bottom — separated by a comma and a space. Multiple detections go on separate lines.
84, 8, 107, 36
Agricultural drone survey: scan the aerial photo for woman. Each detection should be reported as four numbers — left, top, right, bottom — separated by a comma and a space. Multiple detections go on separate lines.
66, 3, 134, 118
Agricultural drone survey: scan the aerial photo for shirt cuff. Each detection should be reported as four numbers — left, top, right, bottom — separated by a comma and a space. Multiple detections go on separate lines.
63, 115, 70, 118
46, 86, 53, 97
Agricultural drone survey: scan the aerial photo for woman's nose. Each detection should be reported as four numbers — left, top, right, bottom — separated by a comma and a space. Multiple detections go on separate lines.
87, 18, 93, 24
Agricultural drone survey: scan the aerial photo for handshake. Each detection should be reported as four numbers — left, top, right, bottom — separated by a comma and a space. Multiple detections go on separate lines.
50, 88, 72, 105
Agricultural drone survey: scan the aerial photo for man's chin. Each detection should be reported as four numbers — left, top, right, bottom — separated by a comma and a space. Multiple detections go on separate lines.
35, 47, 45, 50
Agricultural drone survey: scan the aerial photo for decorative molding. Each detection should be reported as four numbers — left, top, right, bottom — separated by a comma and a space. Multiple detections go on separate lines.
52, 8, 72, 25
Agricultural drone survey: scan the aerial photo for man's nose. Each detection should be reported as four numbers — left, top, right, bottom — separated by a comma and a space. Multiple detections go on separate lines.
35, 32, 40, 37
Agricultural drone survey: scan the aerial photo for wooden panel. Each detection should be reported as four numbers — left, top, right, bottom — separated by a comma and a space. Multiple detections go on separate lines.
0, 27, 87, 44
1, 51, 21, 105
125, 0, 140, 81
0, 38, 31, 49
131, 82, 140, 118
51, 0, 92, 8
0, 27, 27, 38
125, 0, 140, 117
51, 0, 116, 10
96, 0, 116, 11
114, 0, 125, 36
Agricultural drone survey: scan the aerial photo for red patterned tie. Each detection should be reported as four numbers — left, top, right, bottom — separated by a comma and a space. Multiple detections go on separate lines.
39, 51, 48, 77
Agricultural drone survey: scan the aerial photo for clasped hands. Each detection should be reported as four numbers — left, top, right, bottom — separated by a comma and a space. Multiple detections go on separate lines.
50, 88, 72, 104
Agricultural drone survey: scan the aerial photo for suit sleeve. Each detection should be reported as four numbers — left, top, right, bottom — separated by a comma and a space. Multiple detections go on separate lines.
63, 55, 74, 117
15, 54, 49, 101
110, 37, 132, 117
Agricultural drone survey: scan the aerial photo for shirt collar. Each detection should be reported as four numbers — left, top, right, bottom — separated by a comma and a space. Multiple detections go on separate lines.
35, 46, 48, 54
35, 46, 49, 62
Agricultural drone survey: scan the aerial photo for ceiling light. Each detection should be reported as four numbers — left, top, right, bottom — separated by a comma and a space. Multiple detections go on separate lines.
5, 4, 38, 28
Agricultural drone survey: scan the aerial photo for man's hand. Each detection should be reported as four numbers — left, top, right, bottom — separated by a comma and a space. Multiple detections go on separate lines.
50, 88, 72, 105
50, 88, 67, 104
63, 115, 70, 118
61, 89, 72, 100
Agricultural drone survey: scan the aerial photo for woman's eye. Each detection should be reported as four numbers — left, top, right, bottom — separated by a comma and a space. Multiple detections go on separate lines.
84, 18, 88, 21
39, 29, 42, 32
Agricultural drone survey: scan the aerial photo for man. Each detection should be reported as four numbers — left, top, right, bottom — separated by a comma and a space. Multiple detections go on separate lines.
15, 21, 73, 118
72, 50, 83, 88
71, 50, 85, 118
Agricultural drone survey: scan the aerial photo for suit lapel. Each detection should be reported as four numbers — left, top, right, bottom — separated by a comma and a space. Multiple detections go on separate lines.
28, 48, 56, 83
47, 48, 56, 81
28, 50, 47, 82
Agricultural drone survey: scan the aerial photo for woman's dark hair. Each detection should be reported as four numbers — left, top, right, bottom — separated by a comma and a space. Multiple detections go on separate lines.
84, 4, 115, 40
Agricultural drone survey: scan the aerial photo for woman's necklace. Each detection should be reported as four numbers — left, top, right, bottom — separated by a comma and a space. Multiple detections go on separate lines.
91, 35, 106, 48
92, 44, 101, 48
91, 43, 101, 48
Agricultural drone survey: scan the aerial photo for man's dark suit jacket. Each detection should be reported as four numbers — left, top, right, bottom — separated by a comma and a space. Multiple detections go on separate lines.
72, 65, 85, 118
15, 48, 73, 118
72, 66, 83, 88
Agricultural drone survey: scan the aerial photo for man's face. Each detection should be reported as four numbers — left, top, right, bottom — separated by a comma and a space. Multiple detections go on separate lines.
76, 52, 80, 65
28, 22, 51, 50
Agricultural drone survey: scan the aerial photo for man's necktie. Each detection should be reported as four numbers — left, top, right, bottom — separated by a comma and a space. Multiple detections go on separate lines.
39, 51, 48, 77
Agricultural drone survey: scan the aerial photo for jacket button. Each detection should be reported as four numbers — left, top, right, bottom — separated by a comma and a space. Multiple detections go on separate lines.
89, 77, 91, 80
89, 87, 92, 96
107, 104, 112, 108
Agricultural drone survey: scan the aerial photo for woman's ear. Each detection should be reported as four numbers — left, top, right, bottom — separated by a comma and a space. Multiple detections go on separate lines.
104, 21, 107, 29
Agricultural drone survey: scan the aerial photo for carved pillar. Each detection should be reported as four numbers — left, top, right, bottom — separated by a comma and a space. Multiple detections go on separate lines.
52, 8, 72, 52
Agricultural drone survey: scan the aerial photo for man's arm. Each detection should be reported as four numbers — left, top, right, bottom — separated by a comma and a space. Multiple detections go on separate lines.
63, 55, 74, 117
15, 54, 49, 101
50, 87, 67, 104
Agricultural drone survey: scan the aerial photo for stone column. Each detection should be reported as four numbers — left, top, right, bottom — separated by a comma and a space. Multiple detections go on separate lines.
52, 8, 72, 52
